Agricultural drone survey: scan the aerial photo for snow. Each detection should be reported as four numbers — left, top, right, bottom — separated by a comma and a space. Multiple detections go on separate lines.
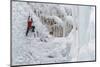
12, 1, 95, 65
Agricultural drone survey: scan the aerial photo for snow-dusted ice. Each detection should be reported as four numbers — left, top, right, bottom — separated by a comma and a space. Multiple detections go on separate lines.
12, 1, 96, 65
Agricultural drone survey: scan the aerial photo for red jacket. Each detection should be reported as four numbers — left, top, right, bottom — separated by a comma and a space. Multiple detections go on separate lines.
28, 20, 32, 28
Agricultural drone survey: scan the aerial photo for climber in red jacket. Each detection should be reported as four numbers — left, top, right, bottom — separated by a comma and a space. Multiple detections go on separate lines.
26, 16, 35, 36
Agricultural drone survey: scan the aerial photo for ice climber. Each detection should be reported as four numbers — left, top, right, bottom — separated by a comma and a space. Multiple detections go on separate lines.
26, 16, 35, 36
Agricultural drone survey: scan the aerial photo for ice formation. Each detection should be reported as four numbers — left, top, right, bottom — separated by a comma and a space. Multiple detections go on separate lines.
12, 1, 95, 65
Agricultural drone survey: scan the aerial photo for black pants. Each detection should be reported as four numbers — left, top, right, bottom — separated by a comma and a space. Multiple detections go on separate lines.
26, 26, 35, 36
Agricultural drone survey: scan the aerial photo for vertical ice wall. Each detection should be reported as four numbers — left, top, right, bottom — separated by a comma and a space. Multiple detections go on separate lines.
78, 6, 95, 61
12, 1, 95, 65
